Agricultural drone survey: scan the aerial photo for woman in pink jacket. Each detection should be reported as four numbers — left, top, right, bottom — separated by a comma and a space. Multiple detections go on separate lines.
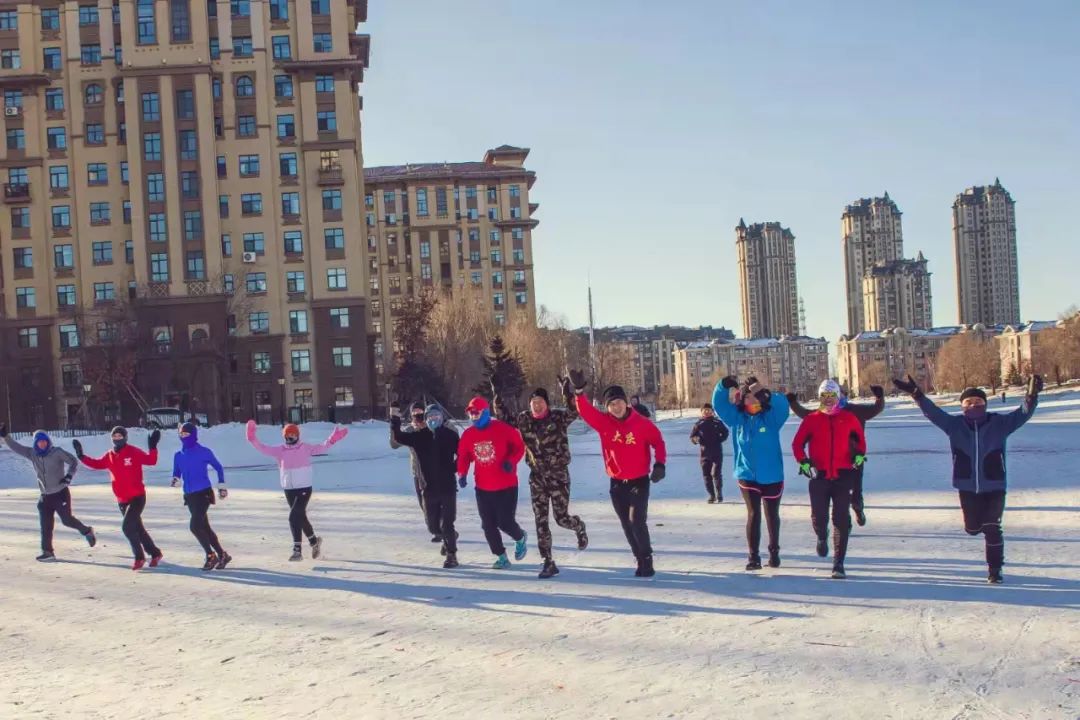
246, 421, 348, 561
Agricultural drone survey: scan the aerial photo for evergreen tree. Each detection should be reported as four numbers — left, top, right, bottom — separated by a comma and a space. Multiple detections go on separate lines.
1005, 362, 1022, 387
475, 334, 526, 411
392, 292, 447, 405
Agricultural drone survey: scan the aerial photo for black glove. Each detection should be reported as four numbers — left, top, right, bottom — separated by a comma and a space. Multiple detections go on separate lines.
785, 392, 798, 406
871, 385, 885, 399
0, 422, 6, 438
60, 474, 72, 485
501, 460, 513, 473
892, 375, 918, 396
557, 375, 573, 399
721, 375, 738, 390
458, 475, 467, 489
568, 369, 588, 392
390, 414, 402, 429
147, 430, 161, 450
649, 463, 665, 483
1027, 374, 1044, 398
72, 439, 84, 459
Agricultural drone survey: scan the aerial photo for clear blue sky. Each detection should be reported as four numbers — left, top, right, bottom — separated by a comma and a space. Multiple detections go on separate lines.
361, 0, 1080, 341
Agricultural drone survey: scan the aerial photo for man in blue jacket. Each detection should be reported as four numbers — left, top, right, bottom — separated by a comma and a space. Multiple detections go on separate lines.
171, 422, 230, 570
712, 376, 791, 571
893, 374, 1042, 584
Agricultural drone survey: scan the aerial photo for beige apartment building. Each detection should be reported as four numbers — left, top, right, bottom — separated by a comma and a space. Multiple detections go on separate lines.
954, 179, 1020, 327
861, 254, 933, 331
673, 335, 829, 407
362, 146, 539, 382
0, 0, 372, 430
842, 194, 904, 335
735, 219, 799, 339
996, 320, 1058, 381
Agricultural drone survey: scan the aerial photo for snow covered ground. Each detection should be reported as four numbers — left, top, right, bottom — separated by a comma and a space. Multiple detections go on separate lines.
1, 390, 1078, 720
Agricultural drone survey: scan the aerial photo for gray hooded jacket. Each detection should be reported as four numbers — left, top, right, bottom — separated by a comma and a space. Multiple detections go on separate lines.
3, 433, 79, 495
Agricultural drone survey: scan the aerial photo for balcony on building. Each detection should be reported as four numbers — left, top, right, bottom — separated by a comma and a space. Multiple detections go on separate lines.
317, 164, 344, 186
3, 182, 29, 202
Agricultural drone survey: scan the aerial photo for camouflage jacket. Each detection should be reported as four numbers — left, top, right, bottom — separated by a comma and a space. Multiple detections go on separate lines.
494, 394, 578, 471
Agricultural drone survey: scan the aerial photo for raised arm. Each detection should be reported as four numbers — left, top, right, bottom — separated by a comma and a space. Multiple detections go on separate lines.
765, 391, 791, 431
389, 417, 419, 448
1, 434, 33, 459
246, 420, 284, 458
313, 425, 349, 453
574, 392, 607, 432
785, 393, 811, 420
1001, 384, 1039, 435
711, 378, 739, 426
914, 393, 959, 434
129, 446, 158, 467
78, 450, 110, 471
559, 377, 580, 423
847, 385, 885, 423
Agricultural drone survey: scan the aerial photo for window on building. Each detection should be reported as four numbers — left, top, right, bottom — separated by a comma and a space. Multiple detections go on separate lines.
470, 271, 481, 285
241, 193, 262, 215
284, 230, 303, 254
1, 49, 20, 69
59, 324, 80, 349
143, 132, 162, 160
221, 234, 232, 257
275, 269, 304, 297
235, 75, 254, 97
327, 268, 347, 290
271, 36, 291, 59
16, 287, 36, 308
315, 110, 337, 133
90, 202, 111, 224
245, 272, 267, 293
274, 75, 293, 98
19, 328, 39, 349
147, 172, 165, 201
51, 205, 71, 229
243, 232, 265, 254
54, 245, 74, 269
249, 312, 269, 334
233, 36, 253, 57
415, 189, 429, 217
41, 8, 60, 30
57, 285, 76, 307
513, 248, 525, 263
334, 386, 354, 407
322, 189, 342, 210
120, 162, 129, 184
49, 165, 70, 190
279, 152, 298, 177
330, 308, 349, 328
183, 210, 202, 240
281, 192, 300, 216
222, 273, 235, 293
216, 155, 227, 178
81, 44, 102, 65
84, 84, 104, 106
313, 33, 332, 53
252, 352, 271, 373
324, 228, 344, 250
137, 0, 156, 43
312, 0, 330, 14
289, 310, 308, 333
515, 292, 528, 305
45, 88, 64, 111
148, 213, 167, 242
270, 0, 289, 20
6, 128, 24, 150
230, 0, 250, 17
46, 127, 67, 150
93, 282, 115, 302
140, 91, 160, 121
330, 346, 352, 368
178, 129, 197, 159
125, 241, 134, 264
277, 114, 295, 138
291, 350, 311, 374
239, 154, 260, 176
174, 88, 195, 119
40, 48, 62, 71
209, 37, 219, 58
10, 206, 29, 229
13, 247, 31, 268
170, 0, 191, 41
313, 74, 336, 94
181, 171, 199, 199
237, 114, 256, 137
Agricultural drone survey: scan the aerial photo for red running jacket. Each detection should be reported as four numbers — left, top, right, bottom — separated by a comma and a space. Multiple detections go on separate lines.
457, 419, 526, 491
79, 445, 158, 502
575, 394, 667, 481
791, 409, 867, 480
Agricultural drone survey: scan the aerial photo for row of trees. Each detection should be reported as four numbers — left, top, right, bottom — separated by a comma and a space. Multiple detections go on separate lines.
390, 291, 638, 414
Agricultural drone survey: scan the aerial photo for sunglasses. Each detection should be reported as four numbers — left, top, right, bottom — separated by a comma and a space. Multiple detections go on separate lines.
820, 392, 838, 400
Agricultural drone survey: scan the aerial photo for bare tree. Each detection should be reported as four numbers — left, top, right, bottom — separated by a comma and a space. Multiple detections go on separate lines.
859, 361, 890, 394
422, 291, 493, 410
935, 332, 1000, 392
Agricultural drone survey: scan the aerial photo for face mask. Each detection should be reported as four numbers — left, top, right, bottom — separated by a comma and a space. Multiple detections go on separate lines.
470, 408, 491, 429
426, 415, 443, 431
284, 435, 299, 445
744, 404, 762, 416
112, 438, 127, 451
962, 404, 987, 421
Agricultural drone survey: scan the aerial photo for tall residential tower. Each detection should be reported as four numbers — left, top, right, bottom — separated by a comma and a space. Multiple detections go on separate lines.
736, 219, 799, 339
953, 179, 1020, 326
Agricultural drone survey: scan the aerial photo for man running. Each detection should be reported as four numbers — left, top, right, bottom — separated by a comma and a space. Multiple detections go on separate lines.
494, 378, 588, 579
391, 401, 442, 543
690, 403, 729, 503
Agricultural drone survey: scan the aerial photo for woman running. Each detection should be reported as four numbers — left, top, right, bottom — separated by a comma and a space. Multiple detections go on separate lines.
171, 422, 231, 570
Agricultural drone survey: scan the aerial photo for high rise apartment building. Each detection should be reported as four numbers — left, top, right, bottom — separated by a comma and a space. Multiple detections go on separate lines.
363, 146, 539, 381
736, 219, 799, 339
861, 254, 933, 331
0, 0, 372, 430
841, 194, 904, 335
953, 179, 1020, 326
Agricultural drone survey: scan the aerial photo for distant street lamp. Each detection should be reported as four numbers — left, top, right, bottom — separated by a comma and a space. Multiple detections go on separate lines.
82, 383, 92, 429
277, 377, 286, 426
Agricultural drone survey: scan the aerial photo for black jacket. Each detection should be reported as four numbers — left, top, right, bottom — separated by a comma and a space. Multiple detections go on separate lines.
789, 393, 884, 427
690, 416, 729, 457
631, 402, 652, 419
390, 417, 459, 494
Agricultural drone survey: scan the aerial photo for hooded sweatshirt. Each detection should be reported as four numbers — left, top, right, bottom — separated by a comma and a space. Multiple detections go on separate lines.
2, 432, 79, 495
574, 394, 667, 480
172, 425, 225, 494
79, 442, 158, 503
711, 381, 791, 484
457, 398, 526, 491
245, 420, 348, 489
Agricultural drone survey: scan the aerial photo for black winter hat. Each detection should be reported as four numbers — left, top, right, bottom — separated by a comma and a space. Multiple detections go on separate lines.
530, 388, 550, 404
702, 403, 714, 410
110, 426, 127, 438
602, 385, 628, 405
959, 387, 987, 403
409, 402, 425, 414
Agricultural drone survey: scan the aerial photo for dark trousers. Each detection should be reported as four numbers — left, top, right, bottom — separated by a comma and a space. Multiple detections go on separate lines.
530, 469, 585, 560
424, 489, 458, 554
609, 477, 652, 559
701, 454, 723, 499
809, 470, 855, 565
739, 481, 782, 559
38, 488, 91, 553
851, 463, 865, 513
118, 494, 160, 562
184, 488, 224, 556
475, 487, 525, 556
283, 488, 316, 544
959, 490, 1006, 569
